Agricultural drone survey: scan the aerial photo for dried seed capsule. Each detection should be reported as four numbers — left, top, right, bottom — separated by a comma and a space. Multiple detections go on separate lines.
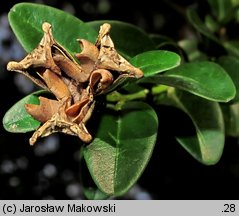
75, 39, 99, 74
53, 54, 90, 83
95, 23, 144, 79
41, 69, 71, 100
89, 69, 114, 94
25, 96, 61, 123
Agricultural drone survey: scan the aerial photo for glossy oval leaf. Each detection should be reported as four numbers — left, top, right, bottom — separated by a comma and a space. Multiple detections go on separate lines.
161, 88, 224, 165
140, 61, 236, 102
187, 8, 220, 43
2, 91, 44, 133
83, 101, 158, 196
130, 50, 181, 77
86, 20, 155, 58
218, 56, 239, 102
79, 152, 110, 200
8, 3, 97, 54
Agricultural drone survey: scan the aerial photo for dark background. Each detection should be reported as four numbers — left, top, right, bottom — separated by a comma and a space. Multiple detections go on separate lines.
0, 0, 239, 199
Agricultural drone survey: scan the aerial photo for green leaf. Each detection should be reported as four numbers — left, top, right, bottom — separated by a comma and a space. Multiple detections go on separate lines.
186, 8, 219, 43
8, 3, 97, 54
83, 187, 109, 200
79, 149, 110, 200
79, 153, 109, 200
221, 103, 239, 137
149, 34, 174, 49
2, 91, 44, 133
140, 61, 236, 102
223, 41, 239, 58
161, 88, 224, 165
205, 15, 220, 33
232, 0, 239, 7
218, 56, 239, 102
130, 50, 181, 77
83, 101, 158, 196
208, 0, 233, 23
86, 20, 155, 58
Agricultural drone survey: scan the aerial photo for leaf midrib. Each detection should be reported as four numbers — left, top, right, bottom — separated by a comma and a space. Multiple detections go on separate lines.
113, 116, 122, 193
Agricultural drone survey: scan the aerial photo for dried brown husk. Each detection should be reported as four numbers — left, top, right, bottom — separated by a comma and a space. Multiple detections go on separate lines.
7, 21, 144, 145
